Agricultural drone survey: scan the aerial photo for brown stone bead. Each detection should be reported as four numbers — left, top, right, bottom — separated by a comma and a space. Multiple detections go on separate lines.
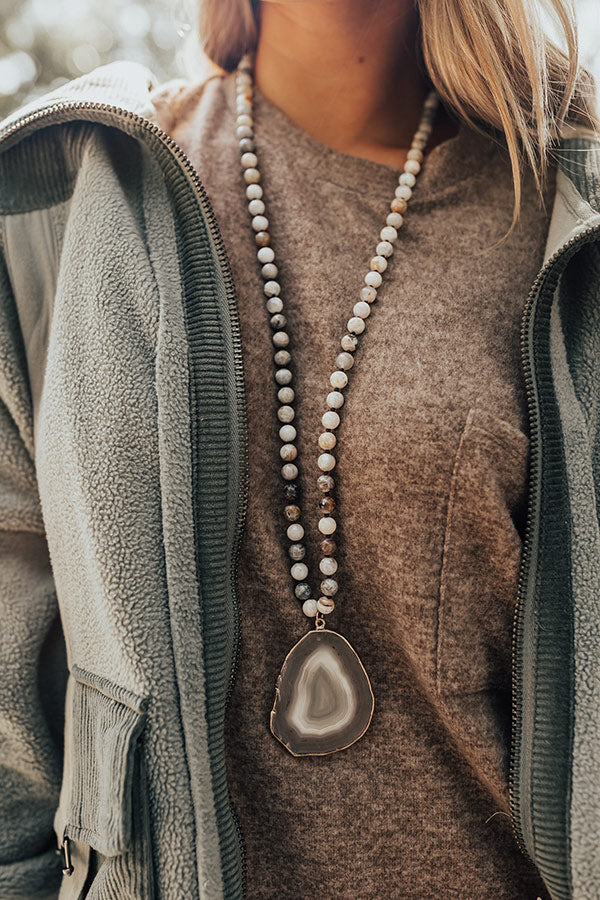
255, 231, 270, 247
317, 474, 334, 492
320, 537, 337, 555
283, 483, 298, 501
319, 496, 336, 513
391, 197, 407, 214
284, 504, 301, 522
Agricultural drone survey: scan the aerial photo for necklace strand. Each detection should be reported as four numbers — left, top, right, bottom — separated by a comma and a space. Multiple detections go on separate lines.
235, 50, 440, 631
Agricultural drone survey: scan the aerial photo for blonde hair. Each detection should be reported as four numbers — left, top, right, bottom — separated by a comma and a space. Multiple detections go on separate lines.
178, 0, 599, 242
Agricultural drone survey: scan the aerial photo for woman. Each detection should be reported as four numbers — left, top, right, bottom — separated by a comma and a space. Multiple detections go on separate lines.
0, 0, 599, 898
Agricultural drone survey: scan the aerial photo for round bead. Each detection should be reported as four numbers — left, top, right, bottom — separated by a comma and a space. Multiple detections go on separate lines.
237, 123, 252, 138
330, 370, 348, 389
320, 536, 336, 553
282, 463, 298, 480
280, 443, 297, 461
341, 333, 359, 351
266, 296, 283, 313
318, 431, 337, 450
322, 410, 340, 429
243, 168, 260, 184
407, 148, 423, 162
270, 313, 286, 329
246, 182, 262, 198
317, 474, 334, 492
319, 495, 335, 512
278, 405, 295, 422
272, 331, 289, 348
255, 232, 270, 247
404, 159, 421, 174
380, 225, 398, 242
291, 562, 308, 581
317, 596, 335, 614
261, 262, 278, 279
289, 542, 305, 560
275, 368, 292, 385
360, 285, 377, 303
320, 578, 338, 596
353, 301, 371, 318
318, 453, 336, 472
386, 212, 404, 229
327, 391, 344, 409
377, 240, 394, 258
274, 349, 291, 365
365, 272, 382, 290
278, 387, 294, 403
318, 516, 337, 535
336, 352, 354, 371
302, 598, 318, 617
348, 316, 366, 334
395, 185, 412, 201
263, 280, 280, 297
295, 583, 312, 601
320, 556, 338, 575
287, 523, 304, 541
284, 504, 300, 521
248, 198, 264, 215
279, 424, 296, 441
370, 255, 388, 273
257, 246, 274, 263
391, 197, 407, 214
399, 172, 416, 187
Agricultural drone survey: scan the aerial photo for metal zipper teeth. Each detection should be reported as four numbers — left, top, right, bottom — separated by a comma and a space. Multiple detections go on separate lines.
0, 99, 249, 898
508, 219, 600, 862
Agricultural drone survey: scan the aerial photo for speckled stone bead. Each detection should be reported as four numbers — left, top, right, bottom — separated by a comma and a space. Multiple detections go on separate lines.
277, 405, 294, 423
283, 482, 298, 500
317, 596, 335, 615
275, 368, 292, 385
270, 313, 286, 329
284, 504, 301, 521
320, 537, 336, 554
280, 444, 297, 461
360, 286, 377, 303
341, 334, 358, 351
278, 387, 294, 403
295, 583, 312, 601
282, 463, 298, 480
318, 432, 336, 450
321, 578, 338, 596
391, 196, 407, 214
289, 542, 305, 560
319, 496, 335, 513
274, 349, 290, 365
317, 475, 334, 492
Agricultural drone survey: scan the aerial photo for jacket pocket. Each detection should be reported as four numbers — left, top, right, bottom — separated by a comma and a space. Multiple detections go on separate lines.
54, 663, 154, 899
436, 406, 530, 696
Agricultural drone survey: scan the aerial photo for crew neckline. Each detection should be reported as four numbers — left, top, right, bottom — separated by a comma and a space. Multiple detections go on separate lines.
222, 69, 507, 199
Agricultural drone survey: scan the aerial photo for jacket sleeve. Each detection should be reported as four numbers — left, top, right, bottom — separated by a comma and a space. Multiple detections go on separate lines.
0, 220, 66, 898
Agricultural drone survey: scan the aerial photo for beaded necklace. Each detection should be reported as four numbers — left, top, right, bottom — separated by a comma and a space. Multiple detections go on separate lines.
235, 50, 440, 756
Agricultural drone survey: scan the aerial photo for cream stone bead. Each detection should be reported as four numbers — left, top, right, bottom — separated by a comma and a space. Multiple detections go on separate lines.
370, 255, 388, 273
248, 198, 265, 216
386, 212, 403, 229
319, 556, 338, 576
275, 368, 292, 384
336, 352, 354, 370
377, 240, 394, 258
341, 334, 358, 351
278, 405, 295, 422
257, 245, 273, 262
279, 424, 296, 441
247, 184, 263, 201
266, 296, 283, 313
404, 159, 421, 175
272, 331, 289, 348
353, 301, 371, 319
282, 463, 298, 480
261, 262, 278, 279
318, 516, 337, 535
243, 168, 260, 184
318, 453, 336, 472
330, 370, 348, 389
280, 443, 297, 461
320, 578, 338, 596
263, 280, 280, 297
326, 390, 344, 409
316, 596, 335, 615
348, 316, 366, 334
291, 562, 308, 581
302, 598, 318, 617
319, 431, 337, 450
395, 184, 412, 201
380, 225, 398, 242
287, 523, 304, 541
360, 285, 377, 303
322, 410, 340, 429
399, 172, 416, 187
274, 349, 290, 365
278, 387, 294, 403
365, 271, 382, 289
407, 148, 423, 162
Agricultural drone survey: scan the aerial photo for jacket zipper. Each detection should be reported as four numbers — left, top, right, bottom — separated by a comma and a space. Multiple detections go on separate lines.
0, 100, 249, 898
509, 218, 600, 864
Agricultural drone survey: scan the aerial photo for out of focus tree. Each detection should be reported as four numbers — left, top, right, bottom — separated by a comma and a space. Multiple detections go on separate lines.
1, 0, 599, 120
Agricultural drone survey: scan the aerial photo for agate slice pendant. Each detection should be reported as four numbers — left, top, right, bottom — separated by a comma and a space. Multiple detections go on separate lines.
270, 624, 374, 756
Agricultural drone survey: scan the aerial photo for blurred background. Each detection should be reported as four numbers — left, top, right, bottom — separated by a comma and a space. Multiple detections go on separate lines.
0, 0, 599, 121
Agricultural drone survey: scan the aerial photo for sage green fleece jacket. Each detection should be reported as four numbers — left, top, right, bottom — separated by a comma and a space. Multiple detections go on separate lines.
0, 60, 600, 900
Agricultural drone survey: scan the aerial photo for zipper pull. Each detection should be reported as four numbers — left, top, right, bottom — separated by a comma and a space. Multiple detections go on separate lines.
55, 831, 74, 876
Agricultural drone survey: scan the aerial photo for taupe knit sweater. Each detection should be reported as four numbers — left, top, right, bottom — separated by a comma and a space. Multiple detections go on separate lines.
153, 69, 556, 899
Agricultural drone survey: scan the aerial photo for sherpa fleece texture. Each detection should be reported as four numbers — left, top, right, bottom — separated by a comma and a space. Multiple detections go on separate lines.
0, 60, 599, 900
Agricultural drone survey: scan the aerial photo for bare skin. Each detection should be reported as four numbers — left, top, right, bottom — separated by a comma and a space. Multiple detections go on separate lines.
253, 0, 461, 170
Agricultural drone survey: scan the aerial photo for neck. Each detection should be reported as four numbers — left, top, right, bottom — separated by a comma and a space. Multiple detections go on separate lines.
252, 0, 459, 169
